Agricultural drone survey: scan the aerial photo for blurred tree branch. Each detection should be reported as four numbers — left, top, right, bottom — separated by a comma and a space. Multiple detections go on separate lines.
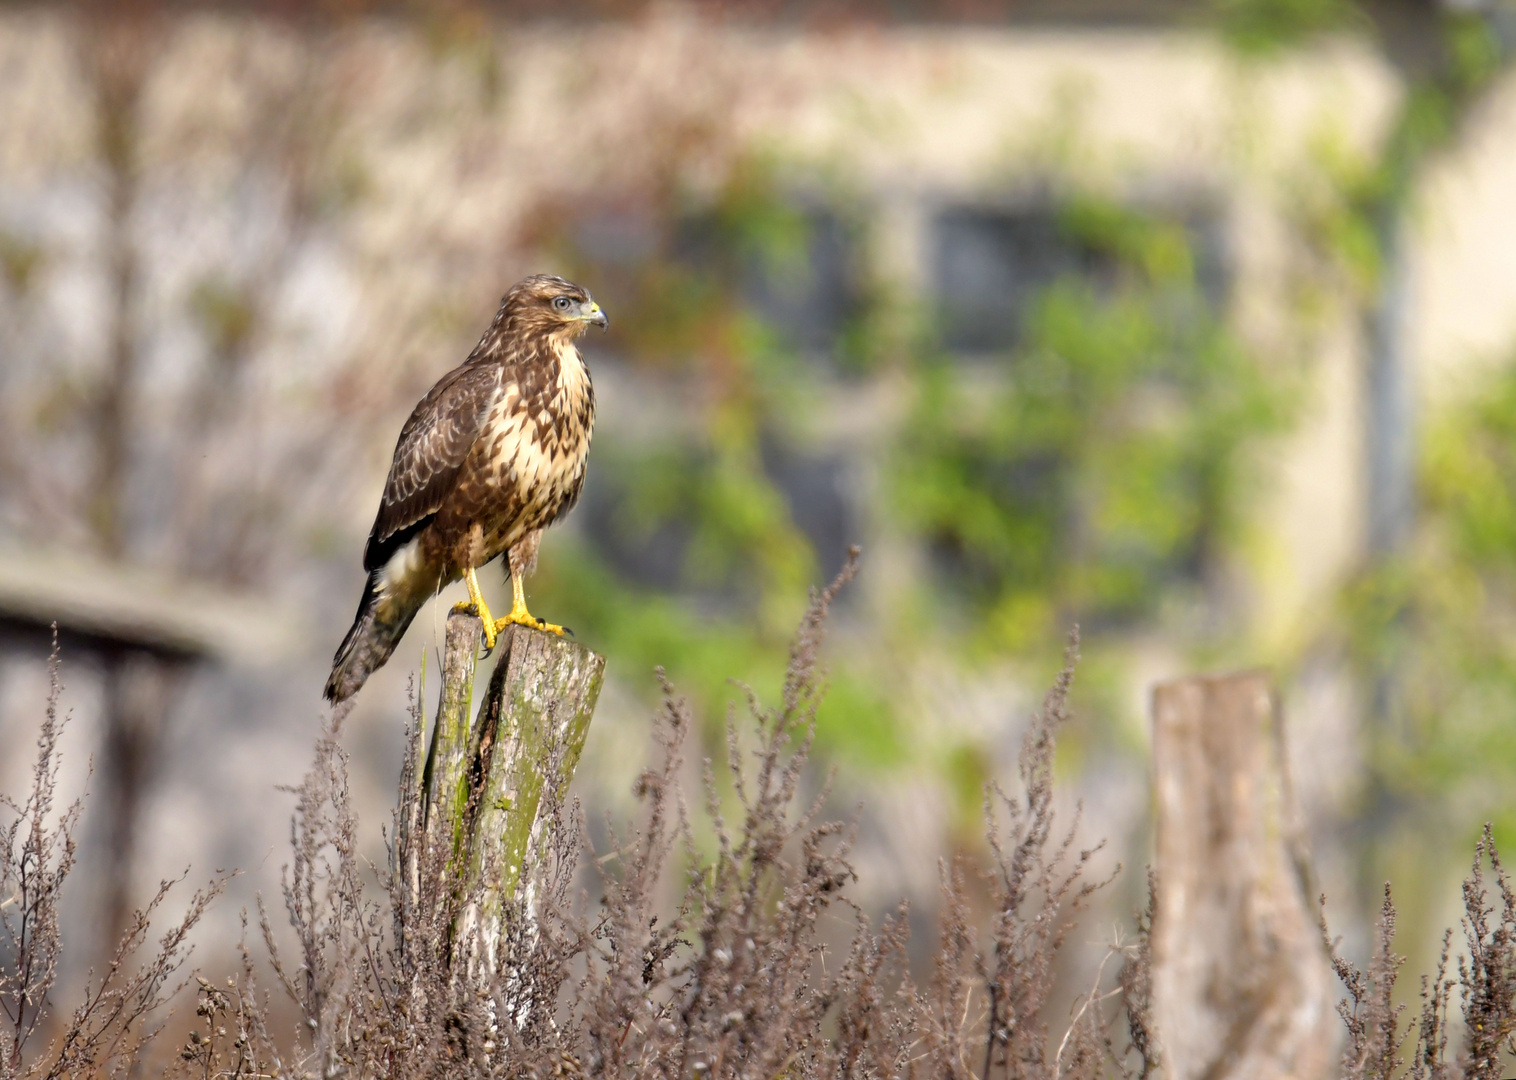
82, 1, 155, 558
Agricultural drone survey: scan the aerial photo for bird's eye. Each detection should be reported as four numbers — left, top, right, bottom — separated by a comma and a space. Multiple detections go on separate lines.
552, 296, 572, 311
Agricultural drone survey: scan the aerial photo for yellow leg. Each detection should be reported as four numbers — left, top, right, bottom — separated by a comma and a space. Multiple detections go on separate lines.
492, 568, 569, 638
450, 566, 500, 650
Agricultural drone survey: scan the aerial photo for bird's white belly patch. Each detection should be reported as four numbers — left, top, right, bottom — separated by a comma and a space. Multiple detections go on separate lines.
379, 536, 439, 608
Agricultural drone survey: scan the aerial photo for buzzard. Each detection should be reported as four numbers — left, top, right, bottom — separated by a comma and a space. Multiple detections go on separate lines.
324, 274, 605, 703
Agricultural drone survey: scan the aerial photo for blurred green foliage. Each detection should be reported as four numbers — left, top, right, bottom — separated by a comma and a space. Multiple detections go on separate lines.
1216, 0, 1357, 55
525, 156, 1295, 807
1222, 0, 1507, 219
1344, 360, 1516, 848
1327, 356, 1516, 980
485, 3, 1516, 915
895, 197, 1290, 658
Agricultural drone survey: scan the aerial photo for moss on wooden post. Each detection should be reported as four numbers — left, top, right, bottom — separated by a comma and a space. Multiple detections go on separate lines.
421, 613, 481, 876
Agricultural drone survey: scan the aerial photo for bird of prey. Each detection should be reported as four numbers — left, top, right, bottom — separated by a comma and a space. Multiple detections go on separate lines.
324, 274, 605, 704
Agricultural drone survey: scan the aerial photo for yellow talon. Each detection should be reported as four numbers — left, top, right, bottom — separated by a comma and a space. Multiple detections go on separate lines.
451, 566, 500, 650
493, 612, 569, 637
490, 569, 569, 638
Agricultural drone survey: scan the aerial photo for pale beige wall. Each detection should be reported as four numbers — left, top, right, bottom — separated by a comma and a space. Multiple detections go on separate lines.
1418, 71, 1516, 404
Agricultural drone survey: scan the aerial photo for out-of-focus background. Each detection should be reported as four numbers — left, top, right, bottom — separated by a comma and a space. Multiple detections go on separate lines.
2, 0, 1514, 1003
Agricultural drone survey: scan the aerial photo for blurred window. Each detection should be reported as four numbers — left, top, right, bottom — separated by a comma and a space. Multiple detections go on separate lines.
570, 199, 864, 600
576, 438, 858, 603
911, 196, 1243, 625
741, 209, 860, 357
576, 466, 693, 595
675, 205, 865, 363
761, 441, 859, 586
934, 206, 1109, 352
931, 201, 1229, 353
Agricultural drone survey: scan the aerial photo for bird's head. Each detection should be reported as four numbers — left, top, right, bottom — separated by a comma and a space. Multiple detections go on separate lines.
502, 274, 608, 342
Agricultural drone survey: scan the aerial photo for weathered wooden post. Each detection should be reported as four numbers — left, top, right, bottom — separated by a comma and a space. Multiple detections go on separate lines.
462, 624, 603, 965
1149, 671, 1336, 1080
409, 611, 605, 973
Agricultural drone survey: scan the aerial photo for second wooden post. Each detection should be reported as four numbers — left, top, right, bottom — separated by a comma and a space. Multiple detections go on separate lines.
1150, 670, 1336, 1080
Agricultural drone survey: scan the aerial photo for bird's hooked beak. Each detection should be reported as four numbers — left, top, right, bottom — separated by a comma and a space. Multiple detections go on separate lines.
579, 299, 609, 331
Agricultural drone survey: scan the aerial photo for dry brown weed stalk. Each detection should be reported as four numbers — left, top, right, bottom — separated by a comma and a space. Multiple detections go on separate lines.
1321, 823, 1516, 1080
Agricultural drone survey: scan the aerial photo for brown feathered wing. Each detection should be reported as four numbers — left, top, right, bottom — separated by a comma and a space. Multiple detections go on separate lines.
364, 363, 500, 570
326, 363, 499, 702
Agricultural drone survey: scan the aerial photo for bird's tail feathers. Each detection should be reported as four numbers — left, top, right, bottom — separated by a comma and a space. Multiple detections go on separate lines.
324, 571, 422, 704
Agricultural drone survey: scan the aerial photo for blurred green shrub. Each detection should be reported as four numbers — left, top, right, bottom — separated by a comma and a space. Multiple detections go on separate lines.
529, 162, 1294, 792
1345, 359, 1516, 839
896, 197, 1290, 658
1215, 0, 1358, 54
